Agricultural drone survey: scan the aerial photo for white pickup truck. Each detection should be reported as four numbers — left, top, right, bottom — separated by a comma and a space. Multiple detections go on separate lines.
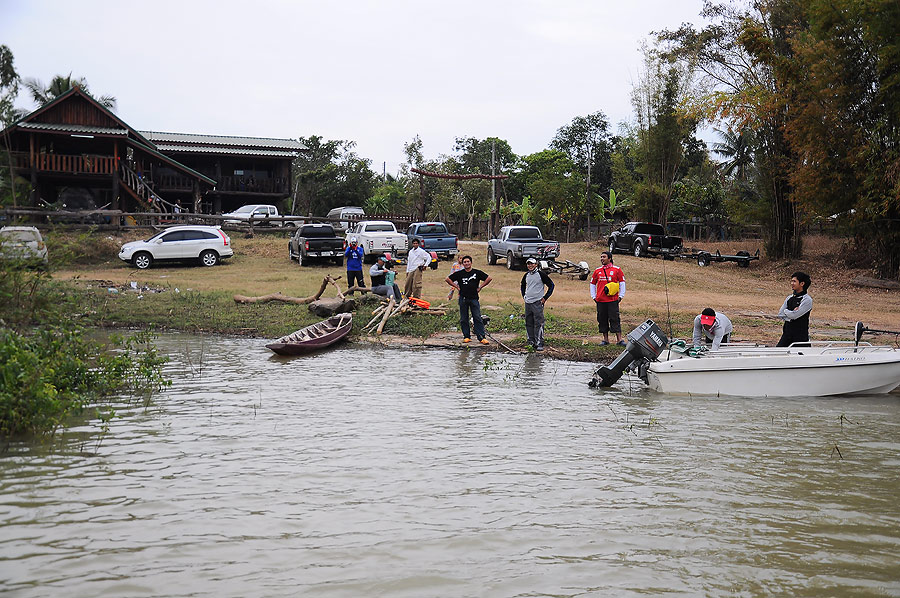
346, 220, 409, 263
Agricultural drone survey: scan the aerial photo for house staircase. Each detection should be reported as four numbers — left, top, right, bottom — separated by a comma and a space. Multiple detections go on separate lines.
120, 163, 166, 212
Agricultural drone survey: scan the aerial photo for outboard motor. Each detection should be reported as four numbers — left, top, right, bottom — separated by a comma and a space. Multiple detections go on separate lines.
589, 320, 668, 388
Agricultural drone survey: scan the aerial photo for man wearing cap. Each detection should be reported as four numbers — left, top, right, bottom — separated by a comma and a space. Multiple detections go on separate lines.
692, 308, 733, 350
404, 237, 431, 299
589, 251, 626, 345
344, 236, 365, 294
520, 258, 554, 351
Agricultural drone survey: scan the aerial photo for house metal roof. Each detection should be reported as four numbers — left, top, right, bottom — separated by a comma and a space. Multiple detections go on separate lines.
18, 122, 129, 136
139, 131, 305, 151
154, 144, 300, 158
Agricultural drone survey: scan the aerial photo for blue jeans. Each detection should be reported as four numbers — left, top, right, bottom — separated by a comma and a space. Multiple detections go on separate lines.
458, 296, 485, 340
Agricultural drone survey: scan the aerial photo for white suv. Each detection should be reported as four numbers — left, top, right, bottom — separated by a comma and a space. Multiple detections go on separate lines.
0, 226, 49, 267
118, 226, 233, 269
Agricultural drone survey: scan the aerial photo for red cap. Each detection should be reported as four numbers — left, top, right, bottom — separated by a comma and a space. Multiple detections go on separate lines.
700, 314, 715, 326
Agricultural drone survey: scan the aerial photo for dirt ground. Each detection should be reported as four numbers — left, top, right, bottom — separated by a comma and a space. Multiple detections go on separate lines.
56, 232, 900, 346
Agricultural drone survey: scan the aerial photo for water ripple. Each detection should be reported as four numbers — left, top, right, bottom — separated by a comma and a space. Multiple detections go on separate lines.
1, 334, 899, 597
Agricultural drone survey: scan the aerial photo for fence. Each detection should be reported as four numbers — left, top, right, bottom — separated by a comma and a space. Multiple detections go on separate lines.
1, 208, 767, 242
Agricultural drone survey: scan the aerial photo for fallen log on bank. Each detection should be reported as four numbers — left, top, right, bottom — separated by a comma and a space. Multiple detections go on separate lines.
233, 275, 343, 305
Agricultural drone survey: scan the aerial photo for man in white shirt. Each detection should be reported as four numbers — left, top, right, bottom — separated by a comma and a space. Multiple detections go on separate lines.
404, 238, 431, 299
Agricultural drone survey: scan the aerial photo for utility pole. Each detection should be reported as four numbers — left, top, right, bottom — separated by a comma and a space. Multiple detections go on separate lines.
490, 139, 497, 235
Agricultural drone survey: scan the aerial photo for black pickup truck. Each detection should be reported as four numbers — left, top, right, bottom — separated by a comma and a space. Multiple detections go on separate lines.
608, 222, 683, 259
288, 223, 345, 266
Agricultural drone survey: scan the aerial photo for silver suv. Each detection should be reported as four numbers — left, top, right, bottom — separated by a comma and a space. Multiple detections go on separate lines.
118, 226, 233, 269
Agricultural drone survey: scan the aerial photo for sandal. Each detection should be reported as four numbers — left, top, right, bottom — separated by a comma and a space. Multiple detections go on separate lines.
600, 341, 609, 346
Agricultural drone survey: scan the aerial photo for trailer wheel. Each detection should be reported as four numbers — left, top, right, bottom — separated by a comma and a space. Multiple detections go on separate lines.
697, 252, 710, 267
736, 250, 750, 267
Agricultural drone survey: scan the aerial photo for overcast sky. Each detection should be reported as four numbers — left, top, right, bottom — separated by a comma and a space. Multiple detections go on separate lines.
2, 0, 706, 175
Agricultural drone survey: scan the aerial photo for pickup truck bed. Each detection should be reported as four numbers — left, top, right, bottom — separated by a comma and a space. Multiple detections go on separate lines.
289, 224, 344, 266
608, 222, 682, 259
488, 226, 560, 270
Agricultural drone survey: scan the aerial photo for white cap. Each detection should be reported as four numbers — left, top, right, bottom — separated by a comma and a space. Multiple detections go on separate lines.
350, 236, 358, 243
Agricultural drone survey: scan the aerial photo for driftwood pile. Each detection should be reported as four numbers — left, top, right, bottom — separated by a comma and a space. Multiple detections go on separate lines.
362, 298, 448, 335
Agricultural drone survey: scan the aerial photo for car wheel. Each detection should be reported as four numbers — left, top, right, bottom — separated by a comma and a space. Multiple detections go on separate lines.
608, 239, 616, 255
697, 252, 710, 267
633, 242, 644, 258
297, 252, 304, 267
288, 243, 295, 261
506, 252, 516, 270
487, 247, 497, 265
133, 251, 153, 270
333, 257, 343, 267
200, 250, 219, 267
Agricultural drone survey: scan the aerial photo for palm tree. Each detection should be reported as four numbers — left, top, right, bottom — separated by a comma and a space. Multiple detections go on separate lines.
712, 127, 754, 181
23, 73, 116, 111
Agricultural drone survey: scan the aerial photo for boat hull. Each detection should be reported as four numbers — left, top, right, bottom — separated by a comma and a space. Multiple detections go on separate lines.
266, 314, 352, 356
647, 348, 900, 397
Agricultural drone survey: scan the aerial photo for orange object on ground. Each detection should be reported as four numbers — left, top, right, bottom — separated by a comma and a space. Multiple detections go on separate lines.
408, 297, 431, 309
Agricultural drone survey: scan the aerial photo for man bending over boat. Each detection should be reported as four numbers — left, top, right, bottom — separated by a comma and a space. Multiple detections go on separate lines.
692, 308, 733, 350
777, 271, 812, 347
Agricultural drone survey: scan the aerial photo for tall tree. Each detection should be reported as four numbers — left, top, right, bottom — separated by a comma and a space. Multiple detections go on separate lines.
630, 47, 697, 225
0, 45, 20, 206
781, 0, 900, 276
550, 111, 613, 222
657, 0, 803, 258
23, 73, 116, 110
292, 136, 376, 217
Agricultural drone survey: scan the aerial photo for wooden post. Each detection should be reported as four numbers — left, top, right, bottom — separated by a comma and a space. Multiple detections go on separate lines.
376, 297, 396, 335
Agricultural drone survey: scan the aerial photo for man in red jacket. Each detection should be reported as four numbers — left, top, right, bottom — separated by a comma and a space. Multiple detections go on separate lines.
589, 251, 626, 346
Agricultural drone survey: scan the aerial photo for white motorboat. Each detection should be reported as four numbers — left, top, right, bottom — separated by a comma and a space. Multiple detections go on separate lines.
590, 320, 900, 397
647, 342, 900, 397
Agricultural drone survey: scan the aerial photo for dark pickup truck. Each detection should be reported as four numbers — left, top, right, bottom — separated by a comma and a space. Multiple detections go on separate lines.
608, 222, 683, 259
288, 223, 345, 266
406, 221, 458, 260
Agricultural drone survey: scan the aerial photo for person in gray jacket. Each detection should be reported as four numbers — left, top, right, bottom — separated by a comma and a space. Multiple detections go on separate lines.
692, 308, 733, 350
520, 258, 555, 351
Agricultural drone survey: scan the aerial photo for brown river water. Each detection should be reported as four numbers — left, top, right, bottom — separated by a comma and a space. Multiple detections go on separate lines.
1, 333, 899, 597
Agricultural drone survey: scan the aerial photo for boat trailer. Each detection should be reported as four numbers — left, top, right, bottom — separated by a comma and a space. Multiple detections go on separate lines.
684, 248, 760, 268
538, 257, 590, 280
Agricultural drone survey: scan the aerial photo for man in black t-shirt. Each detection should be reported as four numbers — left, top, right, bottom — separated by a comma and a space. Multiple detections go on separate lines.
445, 255, 492, 344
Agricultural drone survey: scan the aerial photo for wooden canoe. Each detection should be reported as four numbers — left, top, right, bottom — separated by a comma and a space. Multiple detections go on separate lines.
266, 312, 353, 356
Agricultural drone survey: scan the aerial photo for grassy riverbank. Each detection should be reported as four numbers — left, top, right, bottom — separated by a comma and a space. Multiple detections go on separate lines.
45, 229, 900, 360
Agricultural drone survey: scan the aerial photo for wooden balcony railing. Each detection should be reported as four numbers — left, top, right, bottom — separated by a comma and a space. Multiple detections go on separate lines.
156, 174, 196, 191
218, 175, 288, 194
11, 152, 116, 175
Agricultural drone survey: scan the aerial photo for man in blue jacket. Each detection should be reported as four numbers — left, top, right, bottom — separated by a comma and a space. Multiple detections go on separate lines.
344, 237, 365, 293
520, 258, 555, 351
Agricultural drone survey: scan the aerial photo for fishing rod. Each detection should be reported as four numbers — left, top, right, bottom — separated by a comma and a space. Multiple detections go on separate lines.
480, 315, 519, 354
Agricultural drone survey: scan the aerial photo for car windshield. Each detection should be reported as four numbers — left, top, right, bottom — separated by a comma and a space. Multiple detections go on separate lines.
0, 230, 40, 243
234, 205, 257, 214
145, 231, 168, 242
508, 228, 541, 240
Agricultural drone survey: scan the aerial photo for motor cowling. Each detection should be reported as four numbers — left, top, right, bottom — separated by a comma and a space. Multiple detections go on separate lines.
589, 320, 668, 388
